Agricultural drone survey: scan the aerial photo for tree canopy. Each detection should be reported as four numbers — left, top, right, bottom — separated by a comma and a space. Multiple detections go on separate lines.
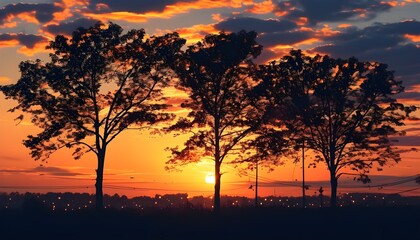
263, 50, 417, 207
0, 22, 186, 210
166, 31, 265, 211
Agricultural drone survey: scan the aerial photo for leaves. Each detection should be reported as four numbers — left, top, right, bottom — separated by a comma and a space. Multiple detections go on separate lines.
265, 50, 416, 181
166, 31, 265, 168
1, 22, 185, 162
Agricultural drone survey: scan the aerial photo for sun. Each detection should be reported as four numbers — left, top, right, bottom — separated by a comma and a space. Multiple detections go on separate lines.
205, 173, 215, 184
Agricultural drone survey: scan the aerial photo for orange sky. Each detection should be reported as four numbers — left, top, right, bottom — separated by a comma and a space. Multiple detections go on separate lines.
0, 0, 419, 198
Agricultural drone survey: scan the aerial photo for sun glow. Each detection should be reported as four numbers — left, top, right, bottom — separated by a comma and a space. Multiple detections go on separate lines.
205, 173, 215, 184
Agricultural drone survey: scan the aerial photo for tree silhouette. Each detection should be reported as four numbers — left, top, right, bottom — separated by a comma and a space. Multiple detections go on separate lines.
264, 50, 416, 207
0, 22, 185, 210
165, 31, 264, 212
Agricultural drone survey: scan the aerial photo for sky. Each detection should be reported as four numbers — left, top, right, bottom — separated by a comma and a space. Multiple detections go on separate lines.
0, 0, 419, 199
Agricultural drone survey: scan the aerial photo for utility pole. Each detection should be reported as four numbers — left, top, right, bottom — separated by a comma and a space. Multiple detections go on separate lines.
302, 139, 306, 208
255, 160, 258, 208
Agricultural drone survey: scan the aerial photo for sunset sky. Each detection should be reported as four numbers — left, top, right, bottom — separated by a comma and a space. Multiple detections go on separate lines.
0, 0, 419, 199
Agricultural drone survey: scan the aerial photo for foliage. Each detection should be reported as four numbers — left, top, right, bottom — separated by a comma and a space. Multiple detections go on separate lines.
0, 22, 185, 209
165, 31, 265, 211
1, 22, 185, 161
264, 50, 416, 206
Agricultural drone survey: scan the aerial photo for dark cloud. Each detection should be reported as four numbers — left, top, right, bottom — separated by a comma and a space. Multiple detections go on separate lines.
0, 3, 63, 25
0, 166, 88, 176
258, 31, 313, 47
398, 91, 420, 101
323, 21, 420, 44
43, 18, 100, 36
390, 136, 420, 147
254, 48, 278, 64
277, 0, 392, 25
403, 127, 420, 132
400, 74, 420, 90
0, 33, 48, 48
215, 17, 297, 33
88, 0, 193, 13
0, 154, 23, 162
310, 21, 420, 87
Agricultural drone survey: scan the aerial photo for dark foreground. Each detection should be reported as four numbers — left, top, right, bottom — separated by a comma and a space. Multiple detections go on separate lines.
0, 207, 419, 240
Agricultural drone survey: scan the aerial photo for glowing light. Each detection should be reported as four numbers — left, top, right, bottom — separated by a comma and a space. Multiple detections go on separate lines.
205, 173, 215, 184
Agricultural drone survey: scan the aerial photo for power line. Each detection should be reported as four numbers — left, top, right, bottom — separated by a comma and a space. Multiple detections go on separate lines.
0, 184, 246, 193
0, 174, 417, 194
392, 187, 420, 195
225, 164, 420, 192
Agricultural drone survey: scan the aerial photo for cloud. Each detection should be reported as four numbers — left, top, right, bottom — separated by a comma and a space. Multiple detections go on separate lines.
398, 85, 420, 101
83, 0, 253, 23
0, 166, 88, 176
0, 154, 23, 161
254, 48, 279, 63
87, 0, 192, 13
215, 17, 297, 33
403, 127, 420, 132
390, 136, 420, 147
310, 20, 420, 87
42, 18, 100, 37
0, 33, 48, 48
0, 3, 63, 27
0, 33, 49, 55
48, 0, 90, 25
276, 0, 393, 25
173, 23, 218, 44
258, 31, 313, 47
245, 0, 276, 15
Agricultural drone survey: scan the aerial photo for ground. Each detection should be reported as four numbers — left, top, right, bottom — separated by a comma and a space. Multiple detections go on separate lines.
0, 207, 419, 239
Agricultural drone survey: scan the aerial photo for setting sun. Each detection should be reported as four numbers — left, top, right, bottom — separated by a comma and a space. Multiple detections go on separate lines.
205, 173, 215, 184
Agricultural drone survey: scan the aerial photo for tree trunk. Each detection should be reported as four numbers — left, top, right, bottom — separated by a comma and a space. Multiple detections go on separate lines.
95, 150, 106, 211
214, 162, 221, 212
330, 172, 338, 208
329, 143, 337, 208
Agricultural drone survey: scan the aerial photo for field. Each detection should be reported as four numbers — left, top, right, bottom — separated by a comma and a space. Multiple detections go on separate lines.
0, 207, 419, 240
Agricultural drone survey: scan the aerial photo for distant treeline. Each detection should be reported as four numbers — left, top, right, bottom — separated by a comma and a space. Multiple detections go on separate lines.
1, 192, 419, 211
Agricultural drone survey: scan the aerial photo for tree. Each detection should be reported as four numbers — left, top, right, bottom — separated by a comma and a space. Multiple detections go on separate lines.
264, 50, 416, 207
0, 22, 185, 210
165, 31, 264, 212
